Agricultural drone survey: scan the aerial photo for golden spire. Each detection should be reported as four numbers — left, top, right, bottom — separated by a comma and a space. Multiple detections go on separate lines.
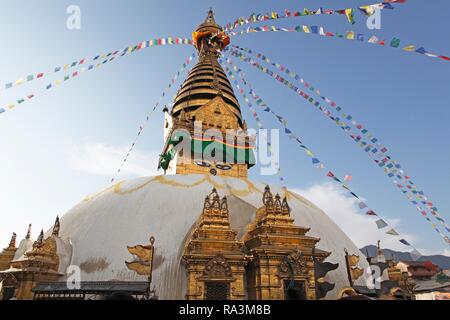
172, 9, 240, 122
52, 216, 60, 237
34, 229, 44, 248
160, 10, 254, 178
8, 232, 17, 248
204, 8, 217, 25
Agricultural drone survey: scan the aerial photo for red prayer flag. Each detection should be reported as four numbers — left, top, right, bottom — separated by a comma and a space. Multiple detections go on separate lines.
439, 56, 450, 61
366, 210, 377, 216
327, 171, 334, 178
37, 73, 44, 78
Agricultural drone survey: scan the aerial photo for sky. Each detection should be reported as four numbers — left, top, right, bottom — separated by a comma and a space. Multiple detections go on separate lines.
0, 0, 449, 256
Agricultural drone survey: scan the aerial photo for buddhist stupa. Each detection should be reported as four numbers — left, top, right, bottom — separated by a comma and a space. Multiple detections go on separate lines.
0, 9, 370, 300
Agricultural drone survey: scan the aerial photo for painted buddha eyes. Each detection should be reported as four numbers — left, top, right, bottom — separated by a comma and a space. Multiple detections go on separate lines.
195, 161, 233, 171
195, 161, 211, 168
216, 164, 232, 171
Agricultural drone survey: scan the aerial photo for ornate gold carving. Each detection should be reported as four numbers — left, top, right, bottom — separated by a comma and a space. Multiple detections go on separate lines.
203, 255, 232, 279
0, 233, 18, 271
2, 225, 64, 299
244, 186, 330, 300
182, 188, 248, 300
279, 250, 308, 277
52, 216, 60, 237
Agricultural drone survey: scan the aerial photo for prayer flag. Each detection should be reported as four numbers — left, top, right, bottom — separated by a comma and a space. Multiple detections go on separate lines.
399, 239, 411, 246
345, 8, 355, 24
376, 219, 388, 229
386, 229, 399, 236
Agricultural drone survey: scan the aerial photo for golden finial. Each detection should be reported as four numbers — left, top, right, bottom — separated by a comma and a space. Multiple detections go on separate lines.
263, 185, 274, 206
35, 229, 44, 246
8, 232, 17, 248
52, 216, 60, 237
205, 7, 216, 24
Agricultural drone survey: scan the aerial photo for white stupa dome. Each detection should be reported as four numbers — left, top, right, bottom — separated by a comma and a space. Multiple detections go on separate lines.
56, 174, 370, 299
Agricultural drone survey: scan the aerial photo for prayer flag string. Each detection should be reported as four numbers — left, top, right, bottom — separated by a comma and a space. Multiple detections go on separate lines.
0, 37, 193, 116
221, 55, 420, 251
225, 48, 450, 246
110, 53, 196, 184
228, 45, 450, 237
223, 1, 406, 31
227, 24, 449, 63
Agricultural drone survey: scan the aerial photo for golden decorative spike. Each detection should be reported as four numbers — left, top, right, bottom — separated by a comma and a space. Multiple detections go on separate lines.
220, 196, 228, 213
52, 216, 60, 236
274, 194, 282, 211
8, 232, 17, 248
281, 197, 290, 215
263, 185, 274, 207
34, 230, 44, 247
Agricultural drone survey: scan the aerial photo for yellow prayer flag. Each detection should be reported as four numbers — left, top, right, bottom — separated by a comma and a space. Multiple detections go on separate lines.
302, 25, 310, 33
345, 8, 355, 24
346, 31, 355, 40
15, 79, 24, 85
403, 45, 415, 52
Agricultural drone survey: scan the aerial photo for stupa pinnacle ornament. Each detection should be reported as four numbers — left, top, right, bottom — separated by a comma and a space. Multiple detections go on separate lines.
159, 9, 255, 178
52, 216, 60, 237
8, 233, 17, 249
34, 229, 44, 248
0, 9, 378, 301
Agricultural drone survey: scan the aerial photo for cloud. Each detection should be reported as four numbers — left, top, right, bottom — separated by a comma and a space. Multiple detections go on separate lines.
66, 140, 162, 178
293, 183, 417, 252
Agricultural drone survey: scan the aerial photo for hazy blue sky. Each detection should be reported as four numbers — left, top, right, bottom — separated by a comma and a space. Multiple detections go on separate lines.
0, 1, 449, 255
